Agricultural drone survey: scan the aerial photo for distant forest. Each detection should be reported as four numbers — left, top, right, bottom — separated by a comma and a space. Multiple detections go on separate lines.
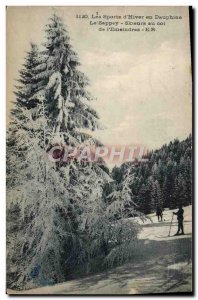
104, 135, 192, 214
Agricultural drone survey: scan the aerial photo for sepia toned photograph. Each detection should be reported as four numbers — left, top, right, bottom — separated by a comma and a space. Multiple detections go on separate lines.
6, 6, 193, 295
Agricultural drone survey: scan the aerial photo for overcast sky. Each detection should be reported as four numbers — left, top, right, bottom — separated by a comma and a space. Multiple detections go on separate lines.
7, 6, 192, 152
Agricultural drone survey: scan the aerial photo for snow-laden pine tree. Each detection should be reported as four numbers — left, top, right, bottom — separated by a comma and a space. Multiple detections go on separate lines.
7, 100, 86, 289
7, 44, 40, 189
30, 14, 100, 145
7, 40, 87, 289
14, 43, 43, 110
7, 14, 142, 291
7, 45, 44, 287
104, 166, 145, 266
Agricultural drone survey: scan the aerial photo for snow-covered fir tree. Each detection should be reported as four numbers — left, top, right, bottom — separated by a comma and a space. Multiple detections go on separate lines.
7, 43, 41, 189
7, 101, 84, 289
14, 43, 41, 110
31, 14, 100, 145
104, 166, 146, 266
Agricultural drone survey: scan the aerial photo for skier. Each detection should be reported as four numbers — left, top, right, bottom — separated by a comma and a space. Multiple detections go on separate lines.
173, 205, 185, 235
156, 207, 163, 222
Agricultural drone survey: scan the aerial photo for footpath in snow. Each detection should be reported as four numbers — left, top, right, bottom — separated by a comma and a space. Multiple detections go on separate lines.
8, 205, 192, 295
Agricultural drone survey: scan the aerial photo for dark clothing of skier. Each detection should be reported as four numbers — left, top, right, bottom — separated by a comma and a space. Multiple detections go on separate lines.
173, 206, 184, 235
156, 207, 163, 222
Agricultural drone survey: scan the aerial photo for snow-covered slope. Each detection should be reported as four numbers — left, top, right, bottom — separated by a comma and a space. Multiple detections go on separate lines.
7, 205, 192, 295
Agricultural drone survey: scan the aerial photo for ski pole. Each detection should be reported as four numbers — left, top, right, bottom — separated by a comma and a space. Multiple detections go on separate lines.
168, 213, 174, 237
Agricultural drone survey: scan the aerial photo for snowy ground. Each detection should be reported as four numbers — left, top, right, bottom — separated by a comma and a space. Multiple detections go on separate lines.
7, 205, 192, 295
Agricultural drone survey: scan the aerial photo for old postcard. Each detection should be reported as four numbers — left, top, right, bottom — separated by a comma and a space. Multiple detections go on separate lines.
6, 6, 192, 295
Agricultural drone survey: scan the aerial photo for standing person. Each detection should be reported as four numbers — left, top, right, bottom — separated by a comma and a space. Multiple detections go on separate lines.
173, 205, 185, 235
156, 207, 163, 222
